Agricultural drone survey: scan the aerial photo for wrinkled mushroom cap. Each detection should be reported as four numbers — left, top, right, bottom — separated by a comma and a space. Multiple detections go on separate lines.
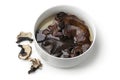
28, 58, 42, 74
17, 32, 32, 39
18, 45, 32, 60
30, 58, 42, 68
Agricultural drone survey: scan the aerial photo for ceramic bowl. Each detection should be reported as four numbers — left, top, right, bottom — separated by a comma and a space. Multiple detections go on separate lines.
34, 5, 96, 68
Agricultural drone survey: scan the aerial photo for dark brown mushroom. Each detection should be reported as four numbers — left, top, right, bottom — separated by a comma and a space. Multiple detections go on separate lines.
55, 12, 67, 22
18, 45, 32, 60
28, 58, 42, 74
16, 32, 33, 43
36, 12, 92, 58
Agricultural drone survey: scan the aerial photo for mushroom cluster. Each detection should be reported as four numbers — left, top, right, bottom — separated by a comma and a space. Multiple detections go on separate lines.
36, 12, 91, 58
16, 32, 42, 74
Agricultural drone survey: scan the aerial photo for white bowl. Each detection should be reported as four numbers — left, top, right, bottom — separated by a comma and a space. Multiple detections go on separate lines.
34, 5, 96, 68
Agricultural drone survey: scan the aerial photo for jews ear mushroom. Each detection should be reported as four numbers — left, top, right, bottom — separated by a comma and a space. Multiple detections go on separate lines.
18, 45, 32, 60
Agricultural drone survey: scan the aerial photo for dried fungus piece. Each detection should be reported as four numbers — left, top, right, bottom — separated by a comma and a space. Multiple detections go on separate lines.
16, 32, 33, 43
28, 58, 42, 74
18, 45, 32, 60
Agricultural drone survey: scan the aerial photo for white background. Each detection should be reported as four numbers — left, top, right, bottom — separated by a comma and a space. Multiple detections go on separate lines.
0, 0, 120, 80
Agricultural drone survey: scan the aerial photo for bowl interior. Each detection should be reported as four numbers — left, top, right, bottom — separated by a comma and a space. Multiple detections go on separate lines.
34, 6, 96, 59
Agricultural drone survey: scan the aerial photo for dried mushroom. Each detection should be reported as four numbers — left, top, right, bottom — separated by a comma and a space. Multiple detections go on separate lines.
16, 32, 33, 43
16, 32, 43, 74
18, 45, 32, 60
28, 58, 42, 74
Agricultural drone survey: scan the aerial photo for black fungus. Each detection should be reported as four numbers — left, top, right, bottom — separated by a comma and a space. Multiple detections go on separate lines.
18, 45, 27, 56
36, 12, 92, 58
18, 45, 32, 60
36, 30, 46, 43
16, 32, 33, 43
28, 58, 42, 74
55, 12, 67, 22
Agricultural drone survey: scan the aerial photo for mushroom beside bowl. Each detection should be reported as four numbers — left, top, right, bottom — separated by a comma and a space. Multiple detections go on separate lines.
34, 5, 96, 68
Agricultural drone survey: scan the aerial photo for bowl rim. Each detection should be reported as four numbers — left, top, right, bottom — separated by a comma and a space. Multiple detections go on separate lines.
34, 5, 96, 60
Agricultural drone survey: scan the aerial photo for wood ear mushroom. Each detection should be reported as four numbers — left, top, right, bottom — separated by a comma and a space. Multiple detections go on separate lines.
18, 45, 32, 60
16, 32, 33, 43
28, 58, 42, 74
